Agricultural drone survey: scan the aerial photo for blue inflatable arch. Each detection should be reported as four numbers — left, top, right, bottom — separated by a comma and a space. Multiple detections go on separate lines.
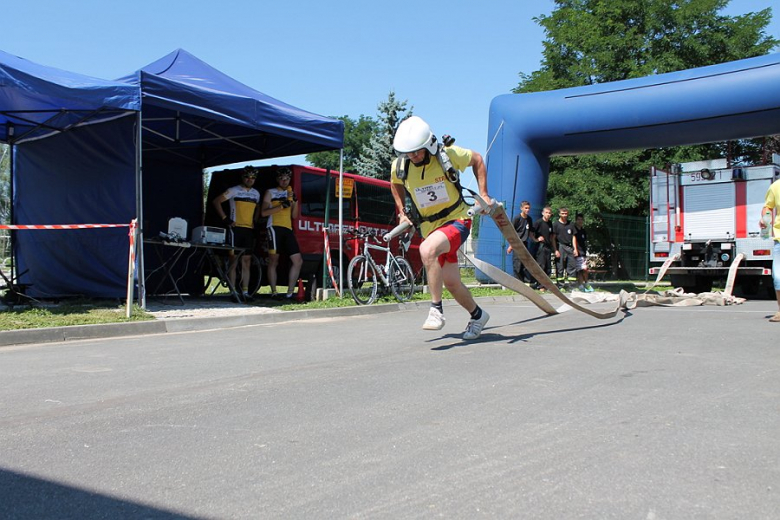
482, 52, 780, 269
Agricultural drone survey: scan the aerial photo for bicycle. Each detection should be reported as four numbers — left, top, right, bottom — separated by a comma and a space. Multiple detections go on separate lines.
200, 248, 263, 301
0, 267, 38, 306
347, 225, 415, 305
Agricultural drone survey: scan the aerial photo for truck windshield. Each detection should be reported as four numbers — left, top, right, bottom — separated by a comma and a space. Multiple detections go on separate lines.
300, 172, 353, 219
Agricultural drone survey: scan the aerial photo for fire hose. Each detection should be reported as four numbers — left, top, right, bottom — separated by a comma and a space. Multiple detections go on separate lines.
385, 193, 745, 316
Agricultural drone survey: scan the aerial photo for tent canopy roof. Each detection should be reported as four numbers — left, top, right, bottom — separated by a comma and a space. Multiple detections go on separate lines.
0, 49, 140, 143
118, 49, 344, 166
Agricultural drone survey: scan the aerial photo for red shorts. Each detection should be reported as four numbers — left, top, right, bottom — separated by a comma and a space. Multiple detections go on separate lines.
434, 219, 471, 267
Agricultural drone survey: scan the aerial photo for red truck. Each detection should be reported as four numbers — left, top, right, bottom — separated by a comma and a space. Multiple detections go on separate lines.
206, 165, 422, 299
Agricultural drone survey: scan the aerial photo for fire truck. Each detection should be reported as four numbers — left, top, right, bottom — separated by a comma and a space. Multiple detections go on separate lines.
649, 155, 780, 296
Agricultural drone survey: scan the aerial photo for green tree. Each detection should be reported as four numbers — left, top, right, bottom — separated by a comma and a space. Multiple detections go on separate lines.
306, 115, 378, 173
517, 0, 777, 92
515, 0, 777, 227
355, 91, 412, 180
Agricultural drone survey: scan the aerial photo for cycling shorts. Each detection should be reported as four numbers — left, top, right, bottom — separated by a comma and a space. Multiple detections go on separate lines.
229, 227, 256, 251
268, 226, 300, 256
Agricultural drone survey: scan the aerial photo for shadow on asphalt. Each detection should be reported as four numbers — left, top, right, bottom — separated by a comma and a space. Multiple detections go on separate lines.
0, 468, 198, 520
428, 310, 632, 351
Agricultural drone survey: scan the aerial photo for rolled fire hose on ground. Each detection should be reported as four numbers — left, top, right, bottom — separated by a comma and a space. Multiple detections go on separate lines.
630, 252, 745, 307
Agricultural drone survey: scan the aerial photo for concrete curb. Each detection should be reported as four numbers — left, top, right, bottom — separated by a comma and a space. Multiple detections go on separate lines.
0, 320, 168, 347
0, 299, 441, 348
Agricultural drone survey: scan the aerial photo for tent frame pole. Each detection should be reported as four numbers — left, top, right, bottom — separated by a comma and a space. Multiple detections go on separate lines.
7, 124, 14, 282
338, 150, 344, 294
322, 168, 332, 291
135, 110, 146, 308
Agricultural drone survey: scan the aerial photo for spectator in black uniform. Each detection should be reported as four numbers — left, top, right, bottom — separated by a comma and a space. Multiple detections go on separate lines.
531, 206, 554, 291
506, 201, 534, 283
573, 213, 593, 292
553, 207, 577, 288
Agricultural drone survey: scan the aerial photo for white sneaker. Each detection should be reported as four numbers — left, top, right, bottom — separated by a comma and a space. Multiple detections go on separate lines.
422, 307, 445, 330
463, 310, 490, 340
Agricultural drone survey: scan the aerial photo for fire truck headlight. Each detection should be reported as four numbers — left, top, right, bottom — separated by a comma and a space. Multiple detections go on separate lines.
721, 253, 730, 262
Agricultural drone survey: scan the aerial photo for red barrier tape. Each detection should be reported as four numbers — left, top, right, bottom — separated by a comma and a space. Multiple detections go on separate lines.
125, 219, 138, 317
0, 224, 130, 229
127, 220, 137, 266
323, 228, 340, 296
1, 221, 139, 315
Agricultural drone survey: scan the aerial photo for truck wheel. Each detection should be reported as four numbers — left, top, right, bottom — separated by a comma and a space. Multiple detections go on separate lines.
316, 255, 345, 294
695, 278, 713, 294
304, 273, 317, 302
670, 274, 688, 292
679, 278, 712, 294
735, 277, 761, 299
735, 277, 776, 300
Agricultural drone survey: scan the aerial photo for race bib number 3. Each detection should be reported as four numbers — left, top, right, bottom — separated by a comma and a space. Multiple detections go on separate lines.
413, 182, 450, 209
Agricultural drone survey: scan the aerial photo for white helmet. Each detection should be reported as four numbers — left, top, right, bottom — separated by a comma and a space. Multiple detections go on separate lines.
393, 116, 437, 155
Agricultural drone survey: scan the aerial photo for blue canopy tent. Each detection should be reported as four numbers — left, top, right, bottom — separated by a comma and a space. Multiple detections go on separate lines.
0, 49, 141, 298
117, 49, 344, 303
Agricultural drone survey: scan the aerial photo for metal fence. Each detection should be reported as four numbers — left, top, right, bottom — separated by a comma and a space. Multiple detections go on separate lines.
0, 231, 9, 263
468, 213, 650, 282
600, 213, 649, 281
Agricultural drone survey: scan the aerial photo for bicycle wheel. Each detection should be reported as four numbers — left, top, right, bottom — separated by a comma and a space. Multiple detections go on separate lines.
348, 254, 378, 305
389, 257, 415, 302
235, 252, 263, 296
203, 254, 230, 296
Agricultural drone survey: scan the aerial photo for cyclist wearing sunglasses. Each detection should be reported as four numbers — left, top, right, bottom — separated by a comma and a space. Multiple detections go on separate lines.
261, 167, 302, 301
212, 166, 261, 301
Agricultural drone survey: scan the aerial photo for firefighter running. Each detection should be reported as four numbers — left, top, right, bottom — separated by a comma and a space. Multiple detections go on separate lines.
390, 116, 495, 341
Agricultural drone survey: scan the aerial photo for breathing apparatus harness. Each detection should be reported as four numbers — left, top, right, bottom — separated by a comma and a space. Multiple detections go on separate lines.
395, 135, 474, 225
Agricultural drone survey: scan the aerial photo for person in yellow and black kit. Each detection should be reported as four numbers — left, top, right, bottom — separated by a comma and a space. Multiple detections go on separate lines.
261, 167, 303, 301
390, 116, 495, 341
212, 166, 261, 302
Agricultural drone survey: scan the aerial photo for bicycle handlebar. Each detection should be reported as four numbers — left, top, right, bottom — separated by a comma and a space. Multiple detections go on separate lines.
346, 230, 382, 242
347, 224, 414, 244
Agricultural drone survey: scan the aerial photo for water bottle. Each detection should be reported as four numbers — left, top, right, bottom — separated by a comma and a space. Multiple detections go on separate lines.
760, 211, 772, 239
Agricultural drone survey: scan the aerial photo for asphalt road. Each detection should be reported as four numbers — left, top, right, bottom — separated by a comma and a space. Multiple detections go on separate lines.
1, 299, 778, 519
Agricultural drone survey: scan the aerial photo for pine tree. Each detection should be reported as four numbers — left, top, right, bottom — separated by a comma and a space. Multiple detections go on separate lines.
355, 92, 412, 180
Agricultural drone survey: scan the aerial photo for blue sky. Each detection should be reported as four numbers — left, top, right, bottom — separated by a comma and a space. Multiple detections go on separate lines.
5, 0, 778, 189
